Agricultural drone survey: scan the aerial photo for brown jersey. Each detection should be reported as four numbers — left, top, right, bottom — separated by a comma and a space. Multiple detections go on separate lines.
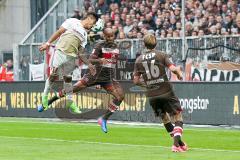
88, 41, 119, 82
133, 50, 174, 97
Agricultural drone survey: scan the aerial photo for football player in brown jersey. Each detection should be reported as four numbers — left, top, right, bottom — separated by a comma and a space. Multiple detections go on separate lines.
133, 34, 187, 152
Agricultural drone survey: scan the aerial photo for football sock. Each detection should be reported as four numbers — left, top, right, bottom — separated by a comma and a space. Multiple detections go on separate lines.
173, 121, 184, 146
164, 122, 174, 137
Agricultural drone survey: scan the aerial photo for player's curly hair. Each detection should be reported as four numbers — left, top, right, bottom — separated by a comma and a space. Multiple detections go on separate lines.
144, 34, 157, 50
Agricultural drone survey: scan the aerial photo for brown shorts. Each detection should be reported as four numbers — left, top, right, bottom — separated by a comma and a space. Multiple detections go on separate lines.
149, 91, 182, 117
79, 72, 123, 95
80, 73, 115, 86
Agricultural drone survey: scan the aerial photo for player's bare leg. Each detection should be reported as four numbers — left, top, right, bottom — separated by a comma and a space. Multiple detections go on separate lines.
98, 81, 124, 133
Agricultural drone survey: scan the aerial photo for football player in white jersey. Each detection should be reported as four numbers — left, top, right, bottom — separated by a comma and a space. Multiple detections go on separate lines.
38, 12, 98, 113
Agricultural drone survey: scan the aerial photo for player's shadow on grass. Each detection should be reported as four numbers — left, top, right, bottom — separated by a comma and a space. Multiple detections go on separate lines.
53, 99, 107, 121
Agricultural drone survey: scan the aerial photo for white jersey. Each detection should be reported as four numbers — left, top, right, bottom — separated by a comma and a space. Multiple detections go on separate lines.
61, 18, 87, 48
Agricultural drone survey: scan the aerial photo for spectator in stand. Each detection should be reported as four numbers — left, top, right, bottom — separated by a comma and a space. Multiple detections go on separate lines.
221, 4, 229, 19
169, 16, 177, 30
216, 23, 222, 33
84, 0, 240, 39
106, 21, 112, 28
155, 18, 162, 33
216, 15, 223, 25
221, 28, 230, 35
87, 6, 95, 13
131, 27, 139, 38
209, 25, 217, 35
174, 6, 181, 19
207, 15, 216, 28
231, 11, 237, 21
176, 22, 181, 31
114, 19, 121, 27
114, 13, 121, 22
120, 13, 127, 25
167, 32, 172, 38
223, 15, 233, 33
143, 13, 156, 31
107, 0, 121, 6
0, 59, 14, 81
198, 30, 205, 36
112, 25, 118, 35
127, 31, 133, 38
104, 13, 111, 23
71, 8, 82, 20
123, 18, 133, 35
96, 0, 109, 15
151, 5, 158, 21
118, 31, 125, 39
84, 0, 92, 11
132, 18, 139, 28
236, 13, 240, 34
160, 29, 167, 38
137, 32, 143, 38
185, 22, 193, 36
173, 30, 180, 37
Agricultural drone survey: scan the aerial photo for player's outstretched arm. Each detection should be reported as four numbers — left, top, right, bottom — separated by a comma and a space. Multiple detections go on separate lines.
78, 54, 96, 76
39, 26, 66, 52
168, 65, 183, 80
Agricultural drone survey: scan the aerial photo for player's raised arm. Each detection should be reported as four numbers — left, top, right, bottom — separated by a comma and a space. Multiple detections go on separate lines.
39, 26, 66, 52
168, 65, 183, 80
88, 43, 108, 65
161, 53, 183, 80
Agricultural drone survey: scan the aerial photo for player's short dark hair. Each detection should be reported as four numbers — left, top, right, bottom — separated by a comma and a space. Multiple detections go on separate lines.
144, 34, 157, 49
85, 12, 99, 22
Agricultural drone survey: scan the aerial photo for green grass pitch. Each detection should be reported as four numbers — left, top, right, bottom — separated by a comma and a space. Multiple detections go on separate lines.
0, 117, 239, 160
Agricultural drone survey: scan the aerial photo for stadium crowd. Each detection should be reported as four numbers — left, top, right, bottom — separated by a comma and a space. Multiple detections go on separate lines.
0, 59, 14, 81
79, 0, 240, 39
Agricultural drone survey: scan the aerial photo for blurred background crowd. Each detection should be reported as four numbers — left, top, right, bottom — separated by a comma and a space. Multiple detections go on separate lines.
73, 0, 240, 40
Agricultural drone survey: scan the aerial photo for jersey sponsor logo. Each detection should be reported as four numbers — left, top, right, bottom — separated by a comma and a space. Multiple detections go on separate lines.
102, 48, 119, 55
102, 48, 119, 68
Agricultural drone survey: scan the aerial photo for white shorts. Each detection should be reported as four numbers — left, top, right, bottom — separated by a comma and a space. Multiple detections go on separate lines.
49, 49, 77, 78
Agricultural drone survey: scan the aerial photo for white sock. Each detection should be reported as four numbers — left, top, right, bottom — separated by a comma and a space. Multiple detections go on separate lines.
64, 81, 73, 100
43, 78, 51, 96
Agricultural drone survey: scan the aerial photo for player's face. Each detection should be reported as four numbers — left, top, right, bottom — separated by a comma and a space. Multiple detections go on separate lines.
85, 17, 96, 30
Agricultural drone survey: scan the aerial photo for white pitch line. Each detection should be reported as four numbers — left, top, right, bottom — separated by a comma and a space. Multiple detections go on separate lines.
0, 136, 239, 153
0, 119, 239, 133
